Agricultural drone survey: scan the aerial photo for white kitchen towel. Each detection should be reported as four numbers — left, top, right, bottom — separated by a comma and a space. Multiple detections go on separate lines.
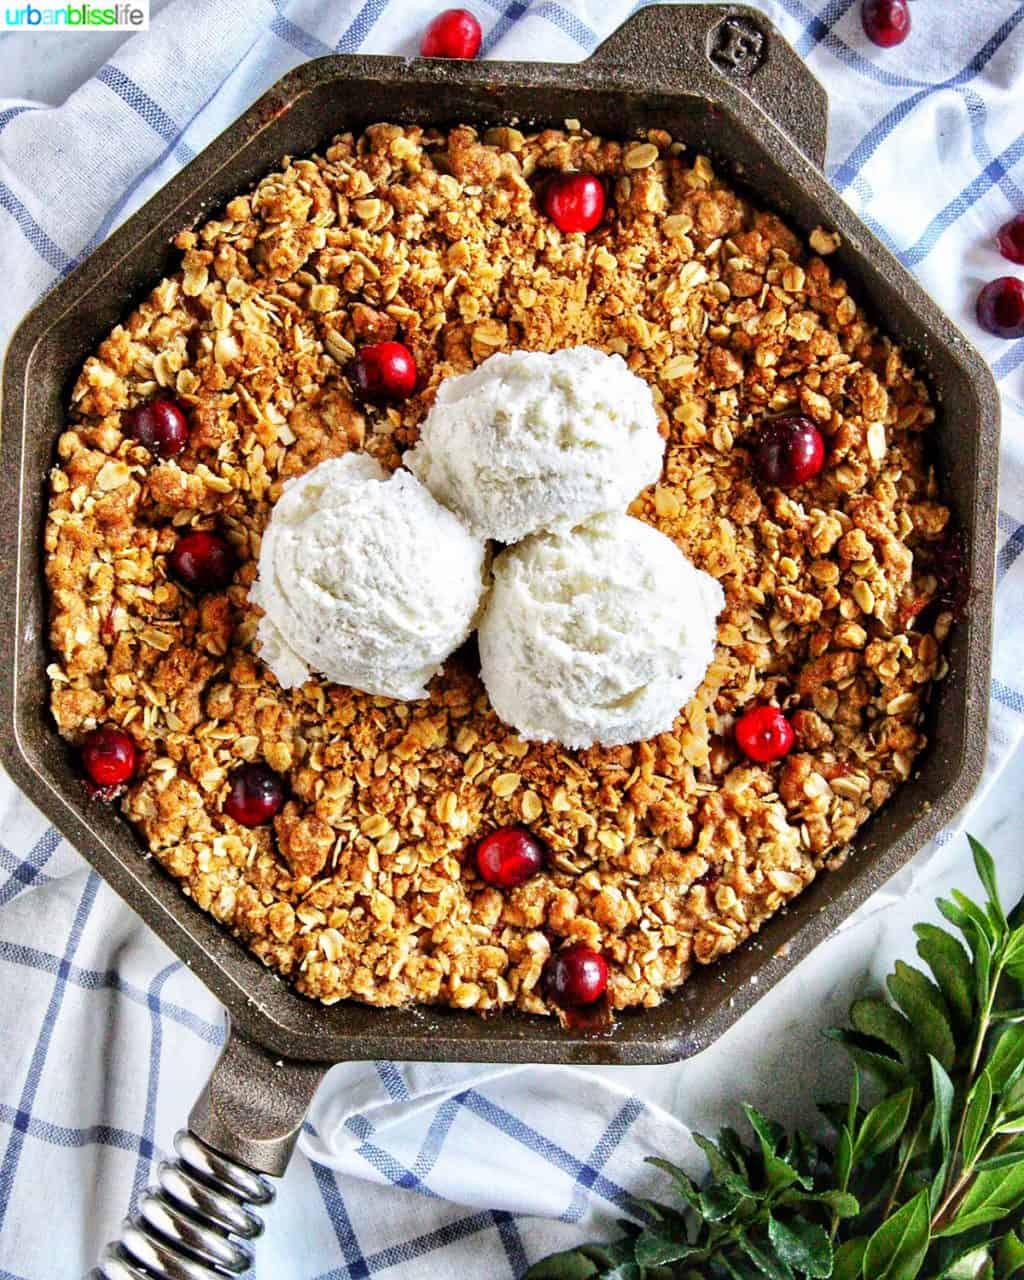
2, 2, 1024, 1278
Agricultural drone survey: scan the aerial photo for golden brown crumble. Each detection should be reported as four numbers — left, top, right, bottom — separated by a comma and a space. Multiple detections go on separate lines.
44, 123, 952, 1019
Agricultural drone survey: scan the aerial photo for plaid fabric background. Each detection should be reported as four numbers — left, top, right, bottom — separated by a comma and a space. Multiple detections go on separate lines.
2, 1, 1024, 1276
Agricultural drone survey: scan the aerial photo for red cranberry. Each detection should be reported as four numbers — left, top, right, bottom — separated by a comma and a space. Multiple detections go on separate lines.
929, 526, 969, 618
542, 174, 606, 234
997, 214, 1024, 265
735, 706, 795, 764
224, 764, 285, 827
475, 827, 545, 888
544, 944, 609, 1008
123, 399, 189, 458
977, 276, 1024, 339
862, 0, 910, 47
81, 726, 137, 789
420, 8, 482, 59
754, 416, 825, 488
169, 530, 235, 593
350, 342, 418, 402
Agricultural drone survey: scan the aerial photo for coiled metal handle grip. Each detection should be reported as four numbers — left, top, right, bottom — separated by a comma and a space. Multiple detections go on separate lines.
92, 1026, 328, 1280
94, 1130, 275, 1279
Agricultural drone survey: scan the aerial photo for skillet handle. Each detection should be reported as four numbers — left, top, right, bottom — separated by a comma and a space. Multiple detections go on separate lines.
92, 1023, 327, 1279
586, 3, 829, 168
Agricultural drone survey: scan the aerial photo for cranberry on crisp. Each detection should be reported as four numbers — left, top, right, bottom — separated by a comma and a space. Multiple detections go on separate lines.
977, 277, 1024, 339
168, 530, 236, 593
926, 526, 969, 620
123, 398, 189, 458
997, 214, 1024, 266
735, 706, 795, 764
81, 726, 137, 789
420, 8, 482, 59
541, 174, 606, 234
862, 0, 910, 47
475, 827, 545, 888
350, 341, 418, 402
544, 944, 609, 1008
224, 764, 285, 827
754, 416, 825, 489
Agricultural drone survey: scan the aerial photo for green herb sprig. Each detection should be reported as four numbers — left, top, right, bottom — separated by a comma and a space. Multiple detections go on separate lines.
525, 838, 1024, 1280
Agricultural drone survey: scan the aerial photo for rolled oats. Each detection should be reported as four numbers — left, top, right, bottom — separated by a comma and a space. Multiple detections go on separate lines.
45, 124, 952, 1022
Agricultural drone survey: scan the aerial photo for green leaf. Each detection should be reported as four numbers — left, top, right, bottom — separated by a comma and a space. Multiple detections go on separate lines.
937, 895, 969, 931
767, 1216, 832, 1278
930, 1057, 955, 1157
951, 888, 999, 947
929, 1056, 956, 1212
783, 1187, 855, 1218
524, 1248, 603, 1278
744, 1106, 808, 1192
1005, 937, 1024, 988
626, 1199, 688, 1232
826, 1029, 911, 1092
975, 1133, 1024, 1171
744, 1107, 786, 1156
985, 1024, 1024, 1093
828, 1190, 862, 1218
848, 998, 922, 1073
645, 1158, 700, 1209
989, 1007, 1024, 1023
634, 1233, 699, 1267
720, 1126, 755, 1178
835, 1126, 854, 1189
997, 1229, 1024, 1278
966, 922, 994, 1009
738, 1232, 794, 1280
847, 1068, 860, 1134
969, 836, 1007, 932
832, 1238, 868, 1280
962, 1070, 994, 1167
862, 1187, 930, 1280
700, 1181, 746, 1221
914, 923, 975, 1031
936, 1160, 1024, 1236
693, 1134, 755, 1199
1003, 927, 1024, 965
852, 1087, 914, 1164
887, 962, 956, 1070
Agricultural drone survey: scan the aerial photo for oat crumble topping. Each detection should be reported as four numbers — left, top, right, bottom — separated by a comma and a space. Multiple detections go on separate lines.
45, 123, 952, 1019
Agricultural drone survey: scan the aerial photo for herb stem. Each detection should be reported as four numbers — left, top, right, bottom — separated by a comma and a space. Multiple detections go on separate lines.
941, 955, 1005, 1205
931, 1168, 972, 1232
969, 960, 1002, 1080
882, 1115, 924, 1221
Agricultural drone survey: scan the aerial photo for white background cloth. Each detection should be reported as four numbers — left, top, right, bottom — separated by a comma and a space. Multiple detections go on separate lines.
2, 2, 1024, 1277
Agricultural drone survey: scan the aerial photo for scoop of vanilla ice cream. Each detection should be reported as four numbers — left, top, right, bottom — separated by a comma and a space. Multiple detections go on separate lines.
406, 347, 664, 543
250, 453, 488, 700
478, 513, 724, 749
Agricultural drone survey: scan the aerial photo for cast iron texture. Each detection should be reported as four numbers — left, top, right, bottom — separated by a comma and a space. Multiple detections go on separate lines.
0, 4, 999, 1067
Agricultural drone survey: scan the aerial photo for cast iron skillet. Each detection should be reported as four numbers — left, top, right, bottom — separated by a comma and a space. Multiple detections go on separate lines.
0, 6, 999, 1275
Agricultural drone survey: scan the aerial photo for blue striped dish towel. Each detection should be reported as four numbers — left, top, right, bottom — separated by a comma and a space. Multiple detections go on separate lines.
2, 3, 1024, 1278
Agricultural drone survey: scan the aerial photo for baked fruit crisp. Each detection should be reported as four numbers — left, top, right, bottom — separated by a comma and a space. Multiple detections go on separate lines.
45, 123, 955, 1020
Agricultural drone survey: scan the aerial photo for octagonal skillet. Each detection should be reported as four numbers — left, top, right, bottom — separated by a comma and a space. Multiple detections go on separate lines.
0, 5, 999, 1275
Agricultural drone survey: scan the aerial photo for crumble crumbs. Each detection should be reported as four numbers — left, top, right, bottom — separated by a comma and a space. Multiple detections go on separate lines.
45, 123, 951, 1019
